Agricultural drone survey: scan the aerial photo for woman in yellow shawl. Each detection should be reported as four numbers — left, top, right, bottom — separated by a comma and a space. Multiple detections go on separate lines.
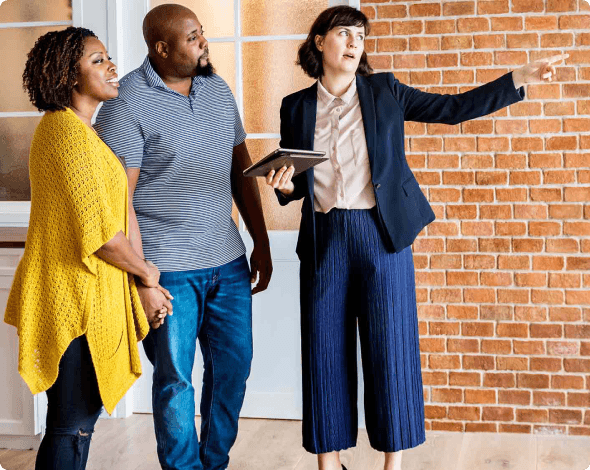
4, 27, 171, 470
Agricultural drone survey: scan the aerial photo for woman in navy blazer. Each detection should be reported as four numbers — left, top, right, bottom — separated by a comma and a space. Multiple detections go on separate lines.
267, 6, 566, 470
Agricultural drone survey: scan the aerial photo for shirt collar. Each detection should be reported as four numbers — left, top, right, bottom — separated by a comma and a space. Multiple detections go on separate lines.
142, 56, 205, 96
317, 76, 357, 106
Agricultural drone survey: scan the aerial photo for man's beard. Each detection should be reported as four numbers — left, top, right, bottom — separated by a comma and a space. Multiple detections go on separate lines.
196, 58, 215, 77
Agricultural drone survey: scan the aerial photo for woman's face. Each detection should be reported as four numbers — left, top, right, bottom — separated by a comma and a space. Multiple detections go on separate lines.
74, 36, 119, 104
315, 24, 365, 79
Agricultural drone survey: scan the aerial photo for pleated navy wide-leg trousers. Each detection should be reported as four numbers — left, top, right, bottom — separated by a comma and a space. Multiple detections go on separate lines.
299, 208, 426, 454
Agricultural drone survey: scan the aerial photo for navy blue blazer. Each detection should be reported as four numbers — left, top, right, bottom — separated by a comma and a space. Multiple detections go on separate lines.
276, 72, 525, 262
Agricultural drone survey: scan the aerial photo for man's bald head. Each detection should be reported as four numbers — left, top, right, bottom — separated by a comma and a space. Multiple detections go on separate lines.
143, 3, 197, 52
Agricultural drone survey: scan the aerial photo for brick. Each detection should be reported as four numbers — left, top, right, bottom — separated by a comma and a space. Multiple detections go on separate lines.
429, 189, 461, 203
483, 407, 515, 421
425, 19, 455, 34
565, 186, 590, 202
534, 391, 566, 406
515, 273, 546, 288
481, 305, 513, 321
429, 321, 461, 336
477, 137, 509, 152
478, 0, 509, 14
496, 222, 526, 237
462, 322, 495, 337
517, 373, 550, 389
498, 188, 531, 203
515, 306, 546, 322
510, 101, 543, 117
368, 55, 392, 70
497, 289, 530, 304
416, 271, 445, 286
530, 323, 563, 338
565, 325, 590, 339
432, 387, 463, 403
544, 170, 576, 184
428, 221, 459, 236
541, 33, 574, 48
377, 38, 408, 52
457, 17, 490, 33
549, 307, 582, 322
548, 204, 583, 219
545, 102, 576, 116
463, 187, 493, 201
482, 339, 512, 354
479, 238, 511, 252
495, 51, 528, 66
526, 16, 558, 30
447, 205, 478, 219
431, 288, 462, 303
376, 5, 407, 19
564, 152, 590, 168
431, 421, 464, 432
425, 405, 447, 419
394, 54, 426, 70
551, 375, 585, 389
409, 3, 441, 17
529, 222, 561, 237
497, 356, 528, 370
512, 0, 545, 12
420, 337, 446, 353
514, 205, 548, 219
431, 254, 462, 269
512, 137, 543, 151
418, 305, 445, 320
546, 239, 579, 253
534, 425, 566, 434
442, 69, 474, 84
510, 171, 542, 185
547, 0, 577, 10
443, 1, 475, 15
446, 137, 476, 152
549, 409, 583, 425
496, 154, 527, 170
566, 290, 590, 306
500, 424, 531, 433
466, 423, 498, 432
447, 305, 479, 320
517, 409, 548, 423
422, 371, 448, 385
463, 254, 496, 269
491, 16, 523, 31
427, 53, 458, 68
481, 272, 513, 287
448, 373, 480, 388
530, 153, 563, 169
564, 359, 590, 373
549, 273, 581, 289
448, 406, 481, 421
567, 257, 590, 270
564, 222, 590, 237
463, 355, 495, 370
413, 237, 445, 252
513, 239, 544, 252
484, 372, 515, 388
464, 288, 496, 303
563, 84, 590, 98
461, 52, 493, 67
530, 357, 562, 372
441, 37, 473, 52
409, 37, 440, 52
499, 390, 531, 405
528, 84, 561, 100
448, 338, 479, 353
506, 33, 539, 48
567, 392, 590, 407
514, 340, 545, 355
547, 341, 580, 356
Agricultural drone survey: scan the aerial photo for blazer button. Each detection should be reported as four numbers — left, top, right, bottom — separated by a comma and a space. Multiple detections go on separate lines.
374, 183, 381, 189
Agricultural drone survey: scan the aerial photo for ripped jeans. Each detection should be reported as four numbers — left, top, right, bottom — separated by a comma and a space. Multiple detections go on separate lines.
35, 335, 103, 470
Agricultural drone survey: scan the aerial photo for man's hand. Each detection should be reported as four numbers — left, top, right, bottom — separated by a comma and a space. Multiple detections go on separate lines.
512, 53, 569, 88
137, 284, 174, 329
250, 243, 273, 295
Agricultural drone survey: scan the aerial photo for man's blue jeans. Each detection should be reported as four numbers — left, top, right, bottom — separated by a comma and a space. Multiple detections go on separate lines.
143, 255, 253, 470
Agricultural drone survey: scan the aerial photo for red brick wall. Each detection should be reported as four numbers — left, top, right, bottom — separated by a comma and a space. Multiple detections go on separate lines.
362, 0, 590, 435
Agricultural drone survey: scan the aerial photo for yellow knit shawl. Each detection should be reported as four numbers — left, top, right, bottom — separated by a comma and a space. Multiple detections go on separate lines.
4, 108, 150, 414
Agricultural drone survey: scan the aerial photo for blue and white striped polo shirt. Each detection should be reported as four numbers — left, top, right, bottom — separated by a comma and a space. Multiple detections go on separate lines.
95, 57, 247, 272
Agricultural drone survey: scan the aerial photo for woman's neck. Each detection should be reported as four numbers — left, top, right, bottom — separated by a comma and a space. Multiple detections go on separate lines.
69, 95, 98, 128
320, 71, 355, 98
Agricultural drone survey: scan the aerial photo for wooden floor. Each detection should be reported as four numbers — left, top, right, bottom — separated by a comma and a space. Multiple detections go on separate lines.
1, 414, 590, 470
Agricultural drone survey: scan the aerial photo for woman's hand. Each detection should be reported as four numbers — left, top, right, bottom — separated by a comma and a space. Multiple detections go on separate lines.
137, 283, 173, 329
512, 53, 569, 88
265, 165, 295, 196
140, 260, 160, 288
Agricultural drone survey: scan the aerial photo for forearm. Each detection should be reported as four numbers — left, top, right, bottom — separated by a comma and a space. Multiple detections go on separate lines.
95, 231, 150, 279
128, 202, 145, 258
233, 176, 270, 245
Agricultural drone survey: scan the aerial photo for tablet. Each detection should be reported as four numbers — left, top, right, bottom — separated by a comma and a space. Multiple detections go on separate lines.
243, 148, 328, 177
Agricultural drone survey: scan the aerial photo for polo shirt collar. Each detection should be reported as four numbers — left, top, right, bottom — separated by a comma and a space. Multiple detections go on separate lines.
142, 56, 205, 96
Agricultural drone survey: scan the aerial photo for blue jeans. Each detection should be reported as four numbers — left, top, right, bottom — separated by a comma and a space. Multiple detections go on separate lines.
143, 255, 253, 470
35, 335, 103, 470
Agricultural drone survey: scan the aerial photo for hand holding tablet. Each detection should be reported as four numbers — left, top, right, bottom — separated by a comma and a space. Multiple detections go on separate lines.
243, 148, 327, 178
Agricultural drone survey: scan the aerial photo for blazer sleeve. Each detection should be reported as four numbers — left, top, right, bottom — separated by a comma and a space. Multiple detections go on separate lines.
274, 96, 308, 206
387, 72, 525, 125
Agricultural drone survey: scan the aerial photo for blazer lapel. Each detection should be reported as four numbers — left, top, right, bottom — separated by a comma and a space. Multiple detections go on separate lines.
356, 75, 377, 170
300, 83, 318, 199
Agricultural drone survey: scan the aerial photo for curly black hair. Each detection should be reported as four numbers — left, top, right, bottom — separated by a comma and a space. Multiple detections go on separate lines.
297, 6, 373, 79
22, 26, 97, 112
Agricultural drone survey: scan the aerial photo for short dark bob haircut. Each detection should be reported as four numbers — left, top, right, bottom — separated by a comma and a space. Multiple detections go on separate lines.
297, 5, 373, 79
23, 26, 97, 112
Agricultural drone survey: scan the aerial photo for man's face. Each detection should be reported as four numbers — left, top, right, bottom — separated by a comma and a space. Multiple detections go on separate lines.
168, 13, 214, 78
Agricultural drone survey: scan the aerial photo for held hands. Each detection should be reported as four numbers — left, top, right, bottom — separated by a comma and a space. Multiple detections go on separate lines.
137, 283, 174, 329
266, 165, 295, 196
512, 53, 569, 89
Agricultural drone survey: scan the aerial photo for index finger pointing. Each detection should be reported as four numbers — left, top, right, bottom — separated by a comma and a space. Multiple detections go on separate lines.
540, 53, 569, 65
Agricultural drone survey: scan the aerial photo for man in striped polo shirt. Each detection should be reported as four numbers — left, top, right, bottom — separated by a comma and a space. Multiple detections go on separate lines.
95, 4, 272, 470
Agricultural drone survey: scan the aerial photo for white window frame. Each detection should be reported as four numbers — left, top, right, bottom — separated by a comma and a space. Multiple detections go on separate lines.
0, 0, 359, 227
